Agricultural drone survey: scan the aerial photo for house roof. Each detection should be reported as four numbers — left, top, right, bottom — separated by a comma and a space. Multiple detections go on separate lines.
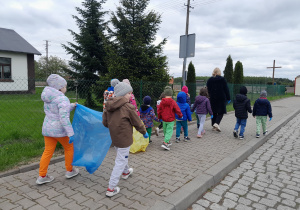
0, 28, 41, 55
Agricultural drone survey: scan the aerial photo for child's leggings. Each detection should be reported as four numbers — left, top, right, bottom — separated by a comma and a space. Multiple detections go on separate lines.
197, 114, 206, 135
146, 127, 152, 141
39, 136, 73, 177
109, 146, 130, 189
256, 116, 267, 134
176, 120, 188, 138
163, 121, 174, 143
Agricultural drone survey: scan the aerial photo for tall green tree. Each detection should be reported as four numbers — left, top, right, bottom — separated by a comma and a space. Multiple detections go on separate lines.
223, 55, 233, 83
106, 0, 169, 83
186, 61, 196, 103
35, 56, 70, 80
62, 0, 108, 107
233, 61, 244, 84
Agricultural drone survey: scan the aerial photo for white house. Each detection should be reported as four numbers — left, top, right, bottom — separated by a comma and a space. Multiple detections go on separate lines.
0, 28, 41, 93
295, 75, 300, 96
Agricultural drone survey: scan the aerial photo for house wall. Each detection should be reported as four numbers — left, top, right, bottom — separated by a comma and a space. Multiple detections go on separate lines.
295, 77, 300, 96
0, 51, 28, 91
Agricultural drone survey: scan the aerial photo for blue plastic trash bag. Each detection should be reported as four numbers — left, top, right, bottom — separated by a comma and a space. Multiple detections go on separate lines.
71, 104, 112, 174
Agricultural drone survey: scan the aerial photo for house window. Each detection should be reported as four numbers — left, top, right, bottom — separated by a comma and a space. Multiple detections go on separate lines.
0, 57, 12, 79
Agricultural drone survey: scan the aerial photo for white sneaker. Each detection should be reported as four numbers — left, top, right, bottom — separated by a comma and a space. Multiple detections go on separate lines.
65, 167, 79, 179
106, 187, 120, 197
121, 168, 133, 179
36, 175, 54, 185
213, 123, 221, 132
155, 127, 159, 136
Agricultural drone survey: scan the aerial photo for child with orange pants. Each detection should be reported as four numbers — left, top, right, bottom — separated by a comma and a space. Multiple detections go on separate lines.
36, 74, 79, 185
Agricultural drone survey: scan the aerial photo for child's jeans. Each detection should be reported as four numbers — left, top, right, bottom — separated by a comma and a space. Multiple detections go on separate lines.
234, 118, 247, 136
109, 146, 130, 189
163, 121, 174, 143
39, 136, 73, 177
256, 116, 267, 135
197, 114, 206, 135
176, 120, 188, 138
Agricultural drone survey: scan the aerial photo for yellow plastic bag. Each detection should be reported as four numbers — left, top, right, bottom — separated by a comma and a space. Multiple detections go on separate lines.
130, 127, 149, 153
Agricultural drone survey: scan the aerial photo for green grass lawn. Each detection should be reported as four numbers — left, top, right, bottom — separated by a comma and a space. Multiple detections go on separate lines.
0, 90, 294, 172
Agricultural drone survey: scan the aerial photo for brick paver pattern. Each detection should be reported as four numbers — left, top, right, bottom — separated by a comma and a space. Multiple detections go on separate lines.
192, 111, 300, 210
0, 97, 300, 209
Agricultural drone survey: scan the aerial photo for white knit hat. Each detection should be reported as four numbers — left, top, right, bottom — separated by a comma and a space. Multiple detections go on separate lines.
47, 74, 67, 90
114, 82, 133, 97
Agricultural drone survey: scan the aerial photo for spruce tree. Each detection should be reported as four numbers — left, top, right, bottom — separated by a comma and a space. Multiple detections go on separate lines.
223, 55, 233, 83
106, 0, 169, 83
233, 61, 244, 96
186, 61, 196, 103
62, 0, 108, 107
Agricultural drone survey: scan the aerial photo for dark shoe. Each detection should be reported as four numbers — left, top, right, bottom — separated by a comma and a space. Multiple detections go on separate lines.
239, 136, 244, 140
175, 137, 180, 143
256, 134, 260, 138
149, 140, 152, 143
161, 143, 170, 151
233, 130, 238, 138
263, 130, 268, 136
184, 136, 190, 142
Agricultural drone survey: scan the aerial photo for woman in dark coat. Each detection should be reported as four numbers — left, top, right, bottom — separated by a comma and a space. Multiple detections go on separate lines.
206, 67, 230, 132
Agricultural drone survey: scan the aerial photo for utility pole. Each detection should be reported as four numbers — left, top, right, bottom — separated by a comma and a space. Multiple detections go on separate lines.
182, 0, 193, 86
267, 60, 281, 85
44, 40, 50, 75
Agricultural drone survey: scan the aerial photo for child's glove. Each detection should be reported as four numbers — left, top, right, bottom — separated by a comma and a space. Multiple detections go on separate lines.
69, 136, 74, 143
269, 117, 272, 121
211, 115, 213, 119
227, 100, 231, 104
159, 119, 163, 122
143, 133, 149, 139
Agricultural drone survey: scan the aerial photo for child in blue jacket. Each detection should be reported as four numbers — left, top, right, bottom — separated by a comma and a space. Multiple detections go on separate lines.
175, 91, 192, 142
140, 96, 161, 143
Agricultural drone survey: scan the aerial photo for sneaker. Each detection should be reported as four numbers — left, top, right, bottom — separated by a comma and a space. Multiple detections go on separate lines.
233, 130, 238, 138
263, 130, 268, 136
213, 123, 221, 132
106, 187, 120, 197
155, 127, 159, 136
149, 140, 152, 143
65, 167, 79, 179
256, 134, 260, 138
197, 134, 202, 138
168, 142, 172, 146
122, 168, 133, 179
175, 137, 180, 143
201, 130, 206, 135
36, 175, 54, 185
161, 143, 170, 151
239, 136, 244, 140
184, 136, 190, 142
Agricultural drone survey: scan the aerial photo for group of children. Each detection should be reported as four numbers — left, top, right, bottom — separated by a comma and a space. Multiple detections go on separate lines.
37, 74, 273, 198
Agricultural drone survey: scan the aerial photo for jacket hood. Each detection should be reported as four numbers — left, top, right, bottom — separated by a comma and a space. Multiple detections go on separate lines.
177, 91, 187, 103
41, 86, 65, 103
256, 98, 269, 105
236, 94, 248, 102
105, 96, 129, 112
140, 104, 151, 113
161, 98, 174, 106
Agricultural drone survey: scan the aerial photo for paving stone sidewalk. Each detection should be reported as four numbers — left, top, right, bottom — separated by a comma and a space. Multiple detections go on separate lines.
191, 110, 300, 210
0, 97, 300, 210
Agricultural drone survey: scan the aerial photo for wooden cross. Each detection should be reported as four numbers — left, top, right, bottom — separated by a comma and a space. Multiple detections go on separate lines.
267, 60, 282, 85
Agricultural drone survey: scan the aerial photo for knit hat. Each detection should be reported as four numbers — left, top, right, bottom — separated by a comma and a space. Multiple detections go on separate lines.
114, 82, 133, 97
47, 74, 67, 90
110, 79, 120, 87
143, 96, 151, 105
122, 79, 131, 86
260, 90, 267, 97
240, 86, 247, 95
164, 86, 173, 96
182, 86, 188, 94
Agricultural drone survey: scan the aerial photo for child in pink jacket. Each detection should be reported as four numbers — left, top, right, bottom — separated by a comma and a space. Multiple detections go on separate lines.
123, 79, 140, 116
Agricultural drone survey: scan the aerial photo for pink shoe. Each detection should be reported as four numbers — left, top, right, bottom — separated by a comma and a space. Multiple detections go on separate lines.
197, 134, 202, 138
201, 130, 206, 135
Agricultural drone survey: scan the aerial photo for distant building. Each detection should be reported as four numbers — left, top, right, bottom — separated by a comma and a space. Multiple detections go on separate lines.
0, 28, 41, 93
295, 75, 300, 96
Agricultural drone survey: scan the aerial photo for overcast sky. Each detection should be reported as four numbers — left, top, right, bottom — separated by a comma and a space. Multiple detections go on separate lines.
1, 0, 300, 80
